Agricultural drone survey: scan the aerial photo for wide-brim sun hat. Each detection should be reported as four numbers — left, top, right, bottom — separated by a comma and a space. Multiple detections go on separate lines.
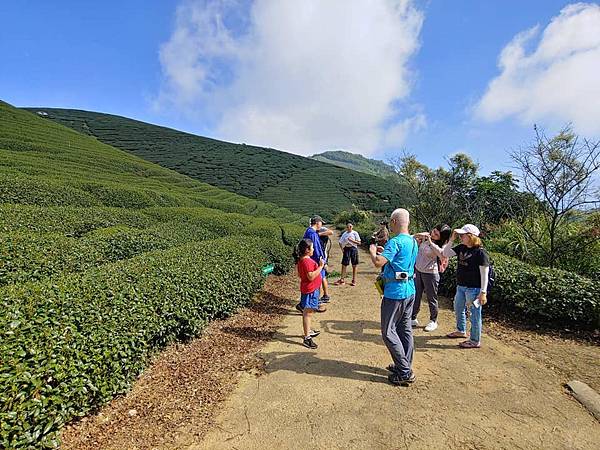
454, 224, 480, 236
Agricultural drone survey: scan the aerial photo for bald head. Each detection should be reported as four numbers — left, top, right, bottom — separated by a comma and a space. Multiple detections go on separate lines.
390, 208, 410, 233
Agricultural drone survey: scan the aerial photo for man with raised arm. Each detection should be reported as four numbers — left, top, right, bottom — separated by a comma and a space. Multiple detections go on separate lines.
369, 208, 418, 386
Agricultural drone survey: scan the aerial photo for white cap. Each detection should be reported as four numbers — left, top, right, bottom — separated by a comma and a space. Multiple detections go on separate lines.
454, 224, 480, 236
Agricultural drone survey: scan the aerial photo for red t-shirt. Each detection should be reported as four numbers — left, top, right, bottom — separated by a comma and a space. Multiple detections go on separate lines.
297, 257, 322, 294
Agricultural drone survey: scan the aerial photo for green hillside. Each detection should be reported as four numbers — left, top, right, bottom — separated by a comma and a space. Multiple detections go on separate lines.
0, 101, 304, 448
27, 108, 411, 219
311, 150, 396, 178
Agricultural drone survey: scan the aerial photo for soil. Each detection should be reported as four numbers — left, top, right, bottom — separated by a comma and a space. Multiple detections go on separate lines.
61, 236, 600, 450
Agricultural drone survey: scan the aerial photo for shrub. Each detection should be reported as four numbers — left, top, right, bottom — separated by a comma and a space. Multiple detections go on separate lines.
439, 252, 600, 329
0, 236, 287, 448
0, 205, 152, 235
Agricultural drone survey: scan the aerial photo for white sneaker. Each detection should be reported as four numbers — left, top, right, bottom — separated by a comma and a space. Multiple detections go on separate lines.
424, 321, 438, 332
411, 319, 419, 327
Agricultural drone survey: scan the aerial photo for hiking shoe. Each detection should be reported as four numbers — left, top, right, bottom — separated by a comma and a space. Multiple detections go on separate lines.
309, 330, 320, 338
411, 319, 419, 328
424, 321, 438, 332
386, 363, 400, 373
303, 337, 318, 349
295, 303, 303, 313
320, 295, 330, 303
388, 372, 416, 386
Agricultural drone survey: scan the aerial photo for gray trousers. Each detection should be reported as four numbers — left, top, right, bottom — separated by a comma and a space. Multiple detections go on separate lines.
381, 296, 415, 378
412, 270, 439, 322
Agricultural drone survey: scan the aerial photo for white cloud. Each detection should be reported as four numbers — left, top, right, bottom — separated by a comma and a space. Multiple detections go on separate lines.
475, 3, 600, 136
156, 0, 424, 155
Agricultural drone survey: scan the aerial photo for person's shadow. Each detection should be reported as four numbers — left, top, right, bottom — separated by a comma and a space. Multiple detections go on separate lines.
259, 351, 390, 384
318, 318, 461, 351
320, 319, 383, 345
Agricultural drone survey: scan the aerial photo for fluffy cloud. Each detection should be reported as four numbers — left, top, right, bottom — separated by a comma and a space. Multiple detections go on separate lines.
475, 3, 600, 136
156, 0, 424, 155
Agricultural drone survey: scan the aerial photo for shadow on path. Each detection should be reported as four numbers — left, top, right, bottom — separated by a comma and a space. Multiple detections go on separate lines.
318, 319, 462, 351
320, 319, 382, 345
260, 351, 390, 384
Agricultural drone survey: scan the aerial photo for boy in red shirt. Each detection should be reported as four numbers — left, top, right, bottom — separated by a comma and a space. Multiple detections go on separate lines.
294, 239, 325, 349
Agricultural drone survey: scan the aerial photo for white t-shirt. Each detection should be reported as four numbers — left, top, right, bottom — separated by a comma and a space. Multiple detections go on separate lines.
340, 230, 361, 248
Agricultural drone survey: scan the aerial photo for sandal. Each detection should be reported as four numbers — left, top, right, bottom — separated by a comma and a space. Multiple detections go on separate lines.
459, 340, 481, 348
333, 279, 345, 286
446, 331, 467, 338
350, 280, 356, 286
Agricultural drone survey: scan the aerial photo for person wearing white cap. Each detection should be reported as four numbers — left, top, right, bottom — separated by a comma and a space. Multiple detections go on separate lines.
435, 224, 490, 348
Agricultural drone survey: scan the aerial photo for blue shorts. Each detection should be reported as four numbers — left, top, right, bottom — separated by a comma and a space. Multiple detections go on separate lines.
300, 289, 320, 310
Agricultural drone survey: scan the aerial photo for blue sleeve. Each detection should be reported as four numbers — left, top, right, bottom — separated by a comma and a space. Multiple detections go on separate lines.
306, 229, 323, 261
381, 239, 398, 266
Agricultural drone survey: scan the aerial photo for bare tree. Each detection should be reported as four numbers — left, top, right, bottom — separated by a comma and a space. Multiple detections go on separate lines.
511, 125, 600, 267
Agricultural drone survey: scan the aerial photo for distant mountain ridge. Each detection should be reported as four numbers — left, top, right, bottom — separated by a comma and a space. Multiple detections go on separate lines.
311, 150, 395, 178
29, 108, 412, 219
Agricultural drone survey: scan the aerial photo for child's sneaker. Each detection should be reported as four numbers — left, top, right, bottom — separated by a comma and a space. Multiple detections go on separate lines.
309, 330, 320, 338
303, 337, 318, 349
411, 319, 419, 328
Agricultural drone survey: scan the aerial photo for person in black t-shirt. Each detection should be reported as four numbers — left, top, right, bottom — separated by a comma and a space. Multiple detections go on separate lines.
439, 224, 490, 348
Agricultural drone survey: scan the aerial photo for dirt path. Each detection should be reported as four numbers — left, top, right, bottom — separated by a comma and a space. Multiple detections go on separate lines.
194, 239, 599, 450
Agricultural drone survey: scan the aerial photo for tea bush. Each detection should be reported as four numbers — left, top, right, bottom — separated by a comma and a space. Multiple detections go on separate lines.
0, 236, 288, 448
0, 101, 303, 447
439, 252, 600, 329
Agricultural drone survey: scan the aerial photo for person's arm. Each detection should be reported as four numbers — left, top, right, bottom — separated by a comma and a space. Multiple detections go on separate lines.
319, 228, 333, 237
441, 243, 456, 258
441, 231, 458, 257
306, 258, 325, 280
348, 232, 361, 245
369, 244, 388, 268
312, 234, 324, 261
477, 250, 490, 303
425, 236, 446, 258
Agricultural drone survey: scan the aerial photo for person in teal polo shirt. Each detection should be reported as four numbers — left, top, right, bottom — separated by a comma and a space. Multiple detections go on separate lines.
369, 208, 418, 386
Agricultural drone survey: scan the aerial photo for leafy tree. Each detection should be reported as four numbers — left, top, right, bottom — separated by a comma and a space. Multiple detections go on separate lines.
510, 126, 600, 268
389, 152, 523, 230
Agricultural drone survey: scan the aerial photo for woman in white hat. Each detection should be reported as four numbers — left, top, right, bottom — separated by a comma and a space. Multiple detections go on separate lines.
437, 224, 490, 348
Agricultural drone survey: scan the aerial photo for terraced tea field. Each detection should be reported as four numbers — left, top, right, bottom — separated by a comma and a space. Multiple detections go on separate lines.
0, 101, 304, 448
28, 108, 412, 219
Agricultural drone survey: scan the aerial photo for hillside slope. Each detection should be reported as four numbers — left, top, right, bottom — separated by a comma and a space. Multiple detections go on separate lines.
0, 101, 305, 448
28, 108, 411, 219
311, 150, 395, 178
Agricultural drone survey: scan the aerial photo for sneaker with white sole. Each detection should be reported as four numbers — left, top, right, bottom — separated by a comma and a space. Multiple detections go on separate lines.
424, 321, 438, 332
411, 319, 419, 328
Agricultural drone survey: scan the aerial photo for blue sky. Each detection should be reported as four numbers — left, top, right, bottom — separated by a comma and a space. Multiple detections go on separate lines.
2, 1, 599, 175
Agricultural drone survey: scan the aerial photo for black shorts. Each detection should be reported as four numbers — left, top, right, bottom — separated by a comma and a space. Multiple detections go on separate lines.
342, 246, 359, 266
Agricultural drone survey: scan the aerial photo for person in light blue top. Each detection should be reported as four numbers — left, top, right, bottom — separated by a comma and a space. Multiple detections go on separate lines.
369, 208, 418, 387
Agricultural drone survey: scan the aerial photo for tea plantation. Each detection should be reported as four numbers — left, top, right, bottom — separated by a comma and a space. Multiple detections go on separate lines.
0, 101, 305, 448
26, 108, 412, 220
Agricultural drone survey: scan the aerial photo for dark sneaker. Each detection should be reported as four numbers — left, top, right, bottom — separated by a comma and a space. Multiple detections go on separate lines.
295, 303, 303, 313
303, 337, 318, 349
388, 372, 416, 386
309, 330, 320, 338
320, 295, 331, 303
386, 364, 400, 373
